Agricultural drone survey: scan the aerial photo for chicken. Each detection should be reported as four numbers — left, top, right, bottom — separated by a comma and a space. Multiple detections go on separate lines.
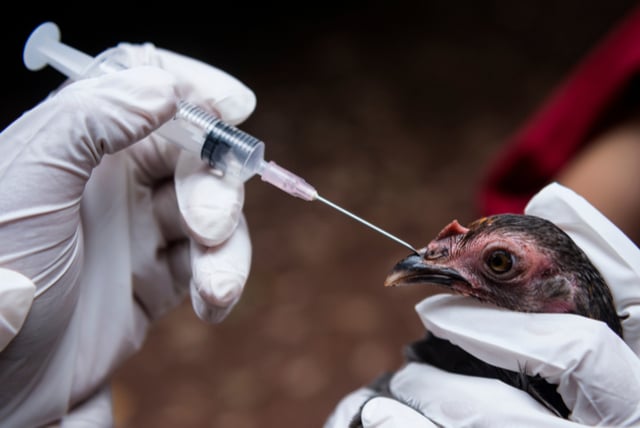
350, 214, 622, 426
386, 214, 622, 336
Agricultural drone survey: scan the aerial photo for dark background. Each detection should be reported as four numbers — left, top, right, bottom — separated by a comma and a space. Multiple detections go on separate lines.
2, 2, 637, 427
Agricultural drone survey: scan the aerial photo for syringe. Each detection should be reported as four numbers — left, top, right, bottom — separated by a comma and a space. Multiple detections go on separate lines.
23, 22, 416, 253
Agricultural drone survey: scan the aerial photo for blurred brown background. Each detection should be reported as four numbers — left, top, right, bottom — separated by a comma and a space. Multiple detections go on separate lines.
2, 1, 638, 427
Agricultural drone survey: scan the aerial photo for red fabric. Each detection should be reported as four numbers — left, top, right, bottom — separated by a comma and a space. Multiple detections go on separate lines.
478, 5, 640, 216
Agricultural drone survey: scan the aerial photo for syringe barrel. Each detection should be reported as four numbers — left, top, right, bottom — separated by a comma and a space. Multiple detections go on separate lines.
173, 100, 265, 181
23, 22, 265, 182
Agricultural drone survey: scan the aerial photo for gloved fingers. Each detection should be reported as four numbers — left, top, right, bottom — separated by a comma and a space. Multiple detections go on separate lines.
126, 132, 182, 187
190, 281, 236, 324
389, 362, 583, 428
417, 294, 640, 426
114, 43, 256, 125
524, 182, 640, 356
43, 67, 178, 158
175, 151, 244, 247
0, 268, 36, 351
0, 67, 178, 213
189, 215, 251, 323
360, 396, 439, 427
60, 384, 113, 428
323, 387, 378, 428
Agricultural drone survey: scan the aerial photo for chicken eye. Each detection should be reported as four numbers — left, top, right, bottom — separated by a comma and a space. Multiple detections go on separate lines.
486, 250, 513, 273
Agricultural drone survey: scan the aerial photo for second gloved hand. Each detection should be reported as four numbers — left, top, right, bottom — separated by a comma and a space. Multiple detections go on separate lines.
384, 294, 640, 427
325, 183, 640, 427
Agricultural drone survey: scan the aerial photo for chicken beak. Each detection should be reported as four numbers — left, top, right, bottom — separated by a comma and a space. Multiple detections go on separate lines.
384, 253, 467, 288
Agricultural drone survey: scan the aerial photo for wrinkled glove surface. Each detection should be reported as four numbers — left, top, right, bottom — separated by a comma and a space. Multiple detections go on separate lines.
0, 43, 255, 427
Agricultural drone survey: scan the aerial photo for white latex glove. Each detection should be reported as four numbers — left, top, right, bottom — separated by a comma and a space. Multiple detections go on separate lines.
0, 44, 255, 427
325, 182, 640, 427
107, 42, 257, 322
326, 388, 438, 428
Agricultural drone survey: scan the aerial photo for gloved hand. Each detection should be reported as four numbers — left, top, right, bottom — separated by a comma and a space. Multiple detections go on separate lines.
325, 183, 640, 427
0, 43, 255, 427
92, 42, 257, 323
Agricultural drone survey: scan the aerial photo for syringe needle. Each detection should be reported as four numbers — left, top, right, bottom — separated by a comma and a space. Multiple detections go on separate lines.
23, 21, 416, 254
256, 160, 416, 252
315, 194, 418, 253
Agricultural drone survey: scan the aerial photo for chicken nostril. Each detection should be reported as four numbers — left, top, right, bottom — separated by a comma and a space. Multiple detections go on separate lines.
426, 247, 449, 259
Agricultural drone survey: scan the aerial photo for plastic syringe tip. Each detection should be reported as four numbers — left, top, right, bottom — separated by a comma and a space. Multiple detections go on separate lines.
260, 160, 318, 201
